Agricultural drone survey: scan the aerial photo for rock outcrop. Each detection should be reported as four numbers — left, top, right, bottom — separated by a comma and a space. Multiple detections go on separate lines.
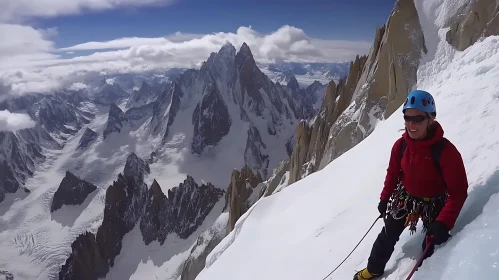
191, 85, 232, 154
259, 159, 290, 197
325, 0, 424, 178
59, 153, 150, 279
59, 232, 107, 280
77, 128, 98, 150
179, 165, 264, 280
446, 0, 499, 51
179, 213, 228, 280
59, 153, 225, 280
126, 81, 162, 108
103, 103, 128, 139
51, 171, 97, 212
227, 166, 263, 231
287, 54, 368, 185
140, 176, 225, 244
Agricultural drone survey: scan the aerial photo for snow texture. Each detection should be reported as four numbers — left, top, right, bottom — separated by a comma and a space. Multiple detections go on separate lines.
196, 3, 499, 280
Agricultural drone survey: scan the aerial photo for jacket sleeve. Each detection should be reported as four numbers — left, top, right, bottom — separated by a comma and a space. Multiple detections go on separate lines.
435, 143, 469, 230
380, 138, 403, 201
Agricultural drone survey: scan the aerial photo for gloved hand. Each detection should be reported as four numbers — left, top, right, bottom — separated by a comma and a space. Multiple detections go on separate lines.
426, 221, 450, 245
377, 200, 388, 215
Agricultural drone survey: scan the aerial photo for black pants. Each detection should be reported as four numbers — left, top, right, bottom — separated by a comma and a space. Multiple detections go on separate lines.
366, 212, 434, 275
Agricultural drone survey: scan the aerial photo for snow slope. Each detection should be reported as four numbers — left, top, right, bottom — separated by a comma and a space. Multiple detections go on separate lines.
196, 2, 499, 280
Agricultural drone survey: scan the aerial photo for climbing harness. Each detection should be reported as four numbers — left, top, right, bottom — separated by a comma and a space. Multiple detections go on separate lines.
321, 214, 382, 280
387, 181, 447, 234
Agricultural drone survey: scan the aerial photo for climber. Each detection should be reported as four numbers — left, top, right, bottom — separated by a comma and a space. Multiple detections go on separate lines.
353, 90, 469, 279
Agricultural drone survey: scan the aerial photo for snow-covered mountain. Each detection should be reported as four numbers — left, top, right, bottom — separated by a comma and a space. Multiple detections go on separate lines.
0, 40, 330, 280
64, 41, 324, 190
193, 0, 499, 279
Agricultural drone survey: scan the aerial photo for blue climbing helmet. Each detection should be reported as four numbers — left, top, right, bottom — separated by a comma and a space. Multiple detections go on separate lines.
402, 90, 436, 116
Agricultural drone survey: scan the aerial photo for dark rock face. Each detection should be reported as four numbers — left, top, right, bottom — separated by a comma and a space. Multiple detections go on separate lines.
167, 176, 225, 239
140, 180, 167, 245
59, 232, 107, 280
149, 81, 183, 142
77, 128, 98, 150
244, 125, 269, 178
59, 153, 225, 280
126, 81, 162, 108
191, 86, 231, 154
59, 153, 150, 280
103, 103, 128, 139
140, 176, 225, 244
51, 171, 97, 212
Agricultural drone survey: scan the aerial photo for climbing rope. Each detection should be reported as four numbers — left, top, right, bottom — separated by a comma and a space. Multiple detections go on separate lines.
321, 214, 382, 280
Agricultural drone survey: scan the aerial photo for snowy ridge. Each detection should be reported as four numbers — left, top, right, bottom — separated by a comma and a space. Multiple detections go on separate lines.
195, 1, 499, 279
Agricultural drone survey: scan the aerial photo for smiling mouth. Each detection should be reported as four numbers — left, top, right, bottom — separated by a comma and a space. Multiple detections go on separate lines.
409, 129, 418, 132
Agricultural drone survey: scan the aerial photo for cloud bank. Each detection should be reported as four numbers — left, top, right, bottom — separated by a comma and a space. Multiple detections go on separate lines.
0, 110, 36, 132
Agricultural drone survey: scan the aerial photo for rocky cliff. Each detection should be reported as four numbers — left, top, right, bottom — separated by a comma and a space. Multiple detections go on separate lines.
103, 103, 128, 139
126, 81, 163, 108
446, 0, 499, 51
51, 171, 97, 212
76, 128, 98, 150
227, 166, 263, 231
59, 153, 225, 280
179, 165, 263, 280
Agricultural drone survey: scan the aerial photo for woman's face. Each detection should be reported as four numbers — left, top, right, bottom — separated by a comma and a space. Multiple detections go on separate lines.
404, 108, 430, 140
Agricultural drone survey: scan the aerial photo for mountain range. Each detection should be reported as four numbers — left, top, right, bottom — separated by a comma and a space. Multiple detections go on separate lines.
0, 40, 334, 280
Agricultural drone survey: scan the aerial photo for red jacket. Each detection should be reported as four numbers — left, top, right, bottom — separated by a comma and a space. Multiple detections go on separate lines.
380, 121, 468, 230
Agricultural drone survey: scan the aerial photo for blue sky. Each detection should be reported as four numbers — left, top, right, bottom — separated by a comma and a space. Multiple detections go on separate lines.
34, 0, 396, 49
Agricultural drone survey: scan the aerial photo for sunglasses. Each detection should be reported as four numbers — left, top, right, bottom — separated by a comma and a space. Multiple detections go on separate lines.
403, 114, 427, 123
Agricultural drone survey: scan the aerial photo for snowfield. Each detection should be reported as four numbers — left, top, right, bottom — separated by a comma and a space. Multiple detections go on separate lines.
196, 1, 499, 280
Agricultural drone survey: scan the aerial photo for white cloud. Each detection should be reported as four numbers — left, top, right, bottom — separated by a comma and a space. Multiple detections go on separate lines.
0, 24, 372, 99
0, 0, 177, 22
0, 110, 36, 131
